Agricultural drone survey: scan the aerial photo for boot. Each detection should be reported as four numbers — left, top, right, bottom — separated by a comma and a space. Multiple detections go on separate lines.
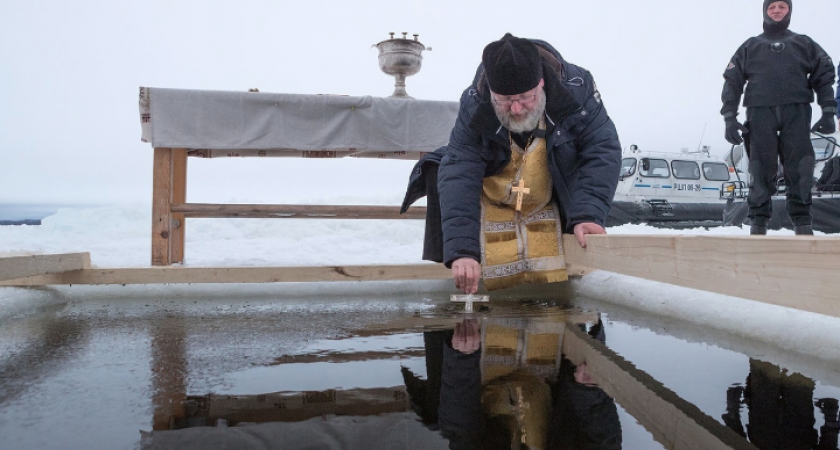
750, 225, 767, 235
794, 225, 814, 235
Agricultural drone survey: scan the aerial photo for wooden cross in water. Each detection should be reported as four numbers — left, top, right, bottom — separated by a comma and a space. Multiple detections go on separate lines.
451, 294, 489, 312
511, 179, 530, 211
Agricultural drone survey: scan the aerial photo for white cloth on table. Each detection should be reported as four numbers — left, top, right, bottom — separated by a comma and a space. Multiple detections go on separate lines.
139, 87, 458, 158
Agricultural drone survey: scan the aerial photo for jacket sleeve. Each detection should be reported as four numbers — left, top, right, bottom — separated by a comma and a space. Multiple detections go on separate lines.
721, 42, 748, 119
437, 338, 484, 450
807, 39, 837, 111
565, 76, 622, 229
837, 62, 840, 119
438, 88, 487, 267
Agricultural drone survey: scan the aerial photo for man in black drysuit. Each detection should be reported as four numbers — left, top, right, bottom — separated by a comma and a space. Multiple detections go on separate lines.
721, 0, 837, 235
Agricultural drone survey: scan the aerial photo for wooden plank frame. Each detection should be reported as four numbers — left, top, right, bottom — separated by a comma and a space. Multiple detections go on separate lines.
0, 264, 452, 286
12, 148, 839, 318
5, 234, 840, 320
562, 234, 840, 318
0, 253, 91, 281
562, 325, 758, 450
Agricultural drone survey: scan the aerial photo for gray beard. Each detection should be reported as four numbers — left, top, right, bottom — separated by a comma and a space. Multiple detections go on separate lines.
494, 89, 546, 134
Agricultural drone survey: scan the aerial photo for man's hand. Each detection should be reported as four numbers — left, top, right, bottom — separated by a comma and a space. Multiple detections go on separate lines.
573, 222, 606, 248
811, 114, 836, 134
452, 319, 480, 354
724, 119, 749, 145
451, 257, 481, 294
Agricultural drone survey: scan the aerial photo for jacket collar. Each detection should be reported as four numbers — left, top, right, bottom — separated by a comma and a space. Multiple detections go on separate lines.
468, 59, 582, 140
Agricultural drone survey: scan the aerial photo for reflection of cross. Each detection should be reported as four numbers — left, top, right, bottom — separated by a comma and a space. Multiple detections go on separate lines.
511, 179, 530, 211
450, 294, 489, 312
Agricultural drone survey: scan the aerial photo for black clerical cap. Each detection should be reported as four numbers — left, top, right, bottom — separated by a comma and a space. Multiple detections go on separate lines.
482, 33, 543, 96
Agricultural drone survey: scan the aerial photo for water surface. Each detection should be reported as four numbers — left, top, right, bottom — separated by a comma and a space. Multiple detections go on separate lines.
1, 282, 838, 450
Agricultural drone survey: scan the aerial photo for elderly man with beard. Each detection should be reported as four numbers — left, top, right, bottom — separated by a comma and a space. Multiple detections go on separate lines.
437, 33, 622, 294
721, 0, 837, 235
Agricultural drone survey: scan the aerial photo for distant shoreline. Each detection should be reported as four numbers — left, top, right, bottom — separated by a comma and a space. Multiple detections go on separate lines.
0, 219, 41, 226
0, 203, 76, 225
0, 203, 113, 225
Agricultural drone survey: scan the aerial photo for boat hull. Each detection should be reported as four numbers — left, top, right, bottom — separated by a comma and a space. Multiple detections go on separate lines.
607, 200, 727, 229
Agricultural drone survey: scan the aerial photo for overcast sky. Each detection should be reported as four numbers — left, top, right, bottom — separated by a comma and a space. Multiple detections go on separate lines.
1, 0, 837, 205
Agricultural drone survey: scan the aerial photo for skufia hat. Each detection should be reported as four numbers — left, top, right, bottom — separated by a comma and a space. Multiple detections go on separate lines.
482, 33, 543, 96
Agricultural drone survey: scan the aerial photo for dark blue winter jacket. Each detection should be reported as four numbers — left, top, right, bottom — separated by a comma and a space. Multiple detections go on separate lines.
437, 40, 621, 267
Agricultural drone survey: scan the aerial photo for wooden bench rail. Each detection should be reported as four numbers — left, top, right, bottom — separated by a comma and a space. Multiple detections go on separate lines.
563, 326, 758, 450
0, 264, 452, 286
0, 253, 91, 282
562, 234, 840, 318
170, 203, 427, 220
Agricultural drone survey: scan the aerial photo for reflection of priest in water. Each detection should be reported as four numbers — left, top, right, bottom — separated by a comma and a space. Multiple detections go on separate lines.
402, 318, 621, 449
722, 359, 839, 450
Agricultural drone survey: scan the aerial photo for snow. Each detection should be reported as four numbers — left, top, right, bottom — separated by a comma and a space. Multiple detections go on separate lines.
2, 199, 838, 366
0, 198, 803, 268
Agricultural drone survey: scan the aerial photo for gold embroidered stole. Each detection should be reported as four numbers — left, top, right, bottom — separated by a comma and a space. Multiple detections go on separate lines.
480, 122, 567, 291
482, 370, 552, 449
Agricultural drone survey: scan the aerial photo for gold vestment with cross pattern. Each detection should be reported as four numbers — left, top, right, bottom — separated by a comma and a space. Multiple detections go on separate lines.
479, 120, 567, 291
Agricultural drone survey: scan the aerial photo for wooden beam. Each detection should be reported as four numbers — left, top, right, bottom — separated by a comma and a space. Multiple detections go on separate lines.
169, 203, 427, 220
0, 253, 90, 281
151, 317, 187, 430
151, 148, 173, 266
562, 325, 757, 450
0, 263, 452, 286
562, 234, 840, 318
170, 148, 187, 264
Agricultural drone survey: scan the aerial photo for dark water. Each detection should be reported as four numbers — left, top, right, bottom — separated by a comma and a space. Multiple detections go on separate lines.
0, 282, 838, 450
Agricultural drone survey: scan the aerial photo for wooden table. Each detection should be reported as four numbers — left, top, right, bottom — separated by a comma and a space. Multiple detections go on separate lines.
140, 87, 459, 266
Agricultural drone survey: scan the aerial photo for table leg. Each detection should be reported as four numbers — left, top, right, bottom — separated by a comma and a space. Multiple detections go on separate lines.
152, 148, 173, 266
171, 148, 187, 264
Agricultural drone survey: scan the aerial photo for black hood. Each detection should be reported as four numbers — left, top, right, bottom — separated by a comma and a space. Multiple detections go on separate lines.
762, 0, 791, 35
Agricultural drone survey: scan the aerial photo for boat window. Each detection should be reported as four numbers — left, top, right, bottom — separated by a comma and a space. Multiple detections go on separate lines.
620, 158, 637, 178
811, 136, 837, 162
672, 160, 701, 180
639, 158, 670, 178
702, 162, 730, 181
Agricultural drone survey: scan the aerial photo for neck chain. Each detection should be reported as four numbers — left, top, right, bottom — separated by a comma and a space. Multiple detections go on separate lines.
509, 132, 534, 155
508, 132, 534, 211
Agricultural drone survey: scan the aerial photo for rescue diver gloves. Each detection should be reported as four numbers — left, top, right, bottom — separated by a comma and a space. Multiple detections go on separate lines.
811, 113, 837, 134
724, 118, 748, 145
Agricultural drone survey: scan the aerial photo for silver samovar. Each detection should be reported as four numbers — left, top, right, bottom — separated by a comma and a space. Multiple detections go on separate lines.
374, 32, 429, 99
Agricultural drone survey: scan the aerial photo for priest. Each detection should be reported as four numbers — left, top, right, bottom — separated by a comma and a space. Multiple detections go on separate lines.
437, 33, 622, 293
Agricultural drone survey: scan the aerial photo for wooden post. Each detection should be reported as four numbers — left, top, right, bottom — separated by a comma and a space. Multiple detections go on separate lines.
170, 148, 187, 264
151, 320, 187, 430
152, 148, 173, 266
